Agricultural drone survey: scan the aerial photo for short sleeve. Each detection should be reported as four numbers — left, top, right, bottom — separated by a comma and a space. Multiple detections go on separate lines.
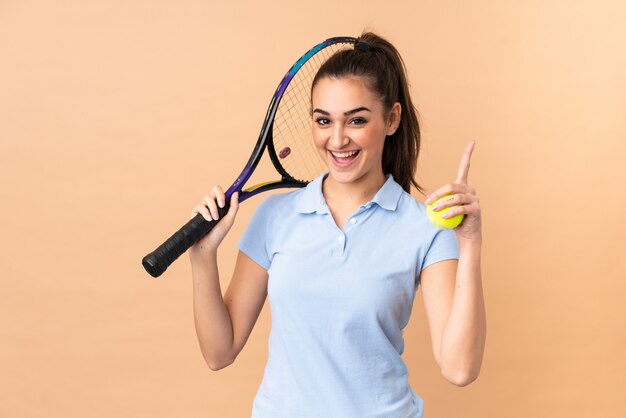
237, 197, 274, 270
421, 228, 460, 272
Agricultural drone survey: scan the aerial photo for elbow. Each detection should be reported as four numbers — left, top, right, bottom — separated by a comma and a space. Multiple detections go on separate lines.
208, 362, 230, 371
205, 352, 236, 371
438, 336, 486, 387
441, 363, 482, 387
207, 357, 234, 371
444, 370, 479, 387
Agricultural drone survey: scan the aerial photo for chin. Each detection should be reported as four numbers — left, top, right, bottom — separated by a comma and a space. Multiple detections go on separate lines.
326, 168, 367, 185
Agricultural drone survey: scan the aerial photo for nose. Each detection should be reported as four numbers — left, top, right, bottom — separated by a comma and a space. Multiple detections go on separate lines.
328, 124, 349, 149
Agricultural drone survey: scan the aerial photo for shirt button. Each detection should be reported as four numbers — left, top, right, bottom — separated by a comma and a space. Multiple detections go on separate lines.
350, 218, 357, 224
338, 235, 344, 241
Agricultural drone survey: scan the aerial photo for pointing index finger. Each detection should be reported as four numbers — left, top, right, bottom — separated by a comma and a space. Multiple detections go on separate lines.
455, 141, 475, 184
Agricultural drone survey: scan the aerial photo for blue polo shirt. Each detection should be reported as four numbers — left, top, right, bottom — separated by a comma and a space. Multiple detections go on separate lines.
238, 174, 459, 418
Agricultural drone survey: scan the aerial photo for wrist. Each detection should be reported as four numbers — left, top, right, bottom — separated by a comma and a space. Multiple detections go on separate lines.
457, 235, 482, 252
190, 246, 218, 265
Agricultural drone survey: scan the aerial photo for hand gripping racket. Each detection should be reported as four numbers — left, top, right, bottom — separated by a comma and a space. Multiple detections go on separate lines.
142, 36, 357, 277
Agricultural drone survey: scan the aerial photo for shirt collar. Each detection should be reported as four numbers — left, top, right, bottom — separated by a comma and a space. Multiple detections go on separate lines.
294, 173, 404, 214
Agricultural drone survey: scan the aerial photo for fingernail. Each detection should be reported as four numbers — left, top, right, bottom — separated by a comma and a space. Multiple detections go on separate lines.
212, 211, 218, 219
219, 200, 225, 208
432, 204, 439, 212
425, 195, 432, 204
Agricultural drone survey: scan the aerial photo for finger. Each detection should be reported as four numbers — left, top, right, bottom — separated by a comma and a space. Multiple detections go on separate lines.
212, 186, 226, 208
442, 200, 480, 219
431, 193, 465, 212
203, 195, 220, 220
454, 141, 475, 185
223, 192, 240, 222
425, 183, 470, 205
441, 205, 466, 219
425, 185, 451, 205
231, 191, 239, 211
191, 204, 212, 221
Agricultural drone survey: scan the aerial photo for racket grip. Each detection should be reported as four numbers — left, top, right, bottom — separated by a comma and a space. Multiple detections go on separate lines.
142, 205, 229, 277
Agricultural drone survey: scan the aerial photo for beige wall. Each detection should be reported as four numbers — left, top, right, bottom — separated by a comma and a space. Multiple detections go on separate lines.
1, 1, 624, 417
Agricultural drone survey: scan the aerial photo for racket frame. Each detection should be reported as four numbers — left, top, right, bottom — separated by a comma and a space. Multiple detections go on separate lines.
226, 36, 358, 203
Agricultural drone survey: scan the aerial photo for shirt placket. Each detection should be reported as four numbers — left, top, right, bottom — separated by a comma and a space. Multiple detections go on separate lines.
329, 205, 372, 257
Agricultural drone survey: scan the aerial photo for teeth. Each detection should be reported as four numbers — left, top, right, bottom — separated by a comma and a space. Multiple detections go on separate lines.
330, 150, 358, 158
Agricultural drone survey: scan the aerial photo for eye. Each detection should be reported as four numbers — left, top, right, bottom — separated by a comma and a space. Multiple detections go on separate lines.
315, 117, 331, 126
349, 117, 367, 125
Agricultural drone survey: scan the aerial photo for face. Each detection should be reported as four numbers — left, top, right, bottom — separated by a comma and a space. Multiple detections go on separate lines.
311, 76, 400, 188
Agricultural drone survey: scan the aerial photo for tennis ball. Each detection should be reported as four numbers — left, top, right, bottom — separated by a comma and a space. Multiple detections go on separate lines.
426, 194, 464, 229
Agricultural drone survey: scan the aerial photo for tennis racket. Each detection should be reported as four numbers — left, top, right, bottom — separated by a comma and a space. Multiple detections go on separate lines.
142, 36, 357, 277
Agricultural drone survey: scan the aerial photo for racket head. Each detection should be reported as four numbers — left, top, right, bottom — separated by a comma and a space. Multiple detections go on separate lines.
269, 37, 357, 183
226, 37, 357, 200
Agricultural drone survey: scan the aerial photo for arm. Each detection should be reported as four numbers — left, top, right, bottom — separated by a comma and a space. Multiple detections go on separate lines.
420, 239, 485, 386
188, 188, 268, 371
420, 140, 486, 386
191, 249, 268, 371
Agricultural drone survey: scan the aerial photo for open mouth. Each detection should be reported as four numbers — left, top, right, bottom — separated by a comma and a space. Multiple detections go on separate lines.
328, 150, 360, 166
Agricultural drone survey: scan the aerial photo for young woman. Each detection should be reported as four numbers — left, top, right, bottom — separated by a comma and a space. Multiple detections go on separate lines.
189, 32, 486, 418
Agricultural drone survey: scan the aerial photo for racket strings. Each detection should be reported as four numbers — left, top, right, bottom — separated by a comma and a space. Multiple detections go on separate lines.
273, 43, 351, 183
275, 66, 322, 180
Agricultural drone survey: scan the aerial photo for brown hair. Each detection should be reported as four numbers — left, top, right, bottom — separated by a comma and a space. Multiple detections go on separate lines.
312, 32, 422, 194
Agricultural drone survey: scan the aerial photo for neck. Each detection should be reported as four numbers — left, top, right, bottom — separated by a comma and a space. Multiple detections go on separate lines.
322, 171, 387, 208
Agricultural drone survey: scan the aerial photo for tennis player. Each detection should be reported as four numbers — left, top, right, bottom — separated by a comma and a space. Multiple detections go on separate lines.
189, 32, 486, 418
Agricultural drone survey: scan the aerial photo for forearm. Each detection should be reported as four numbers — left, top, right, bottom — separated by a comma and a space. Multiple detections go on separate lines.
191, 251, 235, 370
439, 238, 486, 385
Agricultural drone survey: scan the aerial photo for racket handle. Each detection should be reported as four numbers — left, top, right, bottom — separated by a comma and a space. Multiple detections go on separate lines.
142, 205, 229, 277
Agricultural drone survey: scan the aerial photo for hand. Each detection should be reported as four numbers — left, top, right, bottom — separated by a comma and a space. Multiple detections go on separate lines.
425, 141, 482, 241
189, 186, 240, 258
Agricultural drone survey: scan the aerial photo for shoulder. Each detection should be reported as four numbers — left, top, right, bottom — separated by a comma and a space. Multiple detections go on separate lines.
396, 189, 427, 220
249, 188, 306, 220
397, 189, 421, 210
257, 187, 304, 208
241, 188, 307, 251
394, 189, 456, 238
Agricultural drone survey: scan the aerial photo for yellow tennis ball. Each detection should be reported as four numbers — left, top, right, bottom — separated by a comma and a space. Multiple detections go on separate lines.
426, 194, 464, 229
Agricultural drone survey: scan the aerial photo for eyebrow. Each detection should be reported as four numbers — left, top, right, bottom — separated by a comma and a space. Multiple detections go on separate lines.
312, 106, 372, 116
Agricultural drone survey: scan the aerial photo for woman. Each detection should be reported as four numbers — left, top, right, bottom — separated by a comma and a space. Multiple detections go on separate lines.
189, 32, 486, 418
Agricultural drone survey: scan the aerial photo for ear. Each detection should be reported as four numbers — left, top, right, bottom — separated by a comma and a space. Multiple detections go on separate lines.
386, 102, 402, 136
